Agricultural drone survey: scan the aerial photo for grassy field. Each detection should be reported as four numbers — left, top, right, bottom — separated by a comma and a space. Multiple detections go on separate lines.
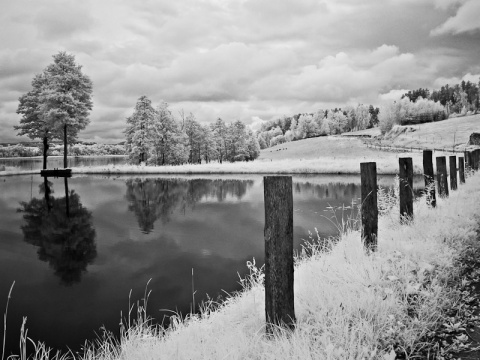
345, 113, 480, 151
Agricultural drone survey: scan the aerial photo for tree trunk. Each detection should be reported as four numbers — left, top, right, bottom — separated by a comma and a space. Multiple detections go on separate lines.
63, 123, 68, 168
42, 136, 49, 170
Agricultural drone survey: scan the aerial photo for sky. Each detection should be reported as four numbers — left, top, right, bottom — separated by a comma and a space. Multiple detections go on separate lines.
1, 0, 480, 144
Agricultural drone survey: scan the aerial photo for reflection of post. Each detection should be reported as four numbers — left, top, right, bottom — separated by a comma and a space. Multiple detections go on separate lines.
264, 176, 295, 334
64, 177, 70, 218
44, 177, 52, 213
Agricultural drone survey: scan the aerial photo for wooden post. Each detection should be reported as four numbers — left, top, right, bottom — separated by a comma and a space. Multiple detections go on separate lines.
399, 158, 413, 222
436, 156, 449, 198
264, 176, 295, 333
360, 162, 378, 251
465, 151, 472, 173
475, 149, 480, 171
459, 157, 465, 184
464, 150, 470, 170
449, 156, 457, 191
423, 150, 436, 207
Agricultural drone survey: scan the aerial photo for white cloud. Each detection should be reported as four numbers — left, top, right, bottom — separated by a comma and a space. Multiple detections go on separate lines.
1, 0, 479, 143
431, 0, 480, 34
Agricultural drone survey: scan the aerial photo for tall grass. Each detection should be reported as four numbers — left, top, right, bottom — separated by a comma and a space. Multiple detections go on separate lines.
5, 172, 480, 359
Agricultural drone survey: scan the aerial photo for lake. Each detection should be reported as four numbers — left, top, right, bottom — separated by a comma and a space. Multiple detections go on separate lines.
0, 170, 423, 356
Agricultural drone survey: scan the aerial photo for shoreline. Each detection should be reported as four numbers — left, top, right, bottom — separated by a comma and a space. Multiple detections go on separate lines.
0, 152, 435, 177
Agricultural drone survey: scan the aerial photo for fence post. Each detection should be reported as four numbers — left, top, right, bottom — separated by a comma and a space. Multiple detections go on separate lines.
436, 156, 449, 198
264, 176, 295, 334
459, 157, 465, 184
399, 157, 413, 222
475, 149, 480, 171
423, 150, 436, 207
360, 162, 378, 251
449, 156, 457, 191
465, 151, 472, 174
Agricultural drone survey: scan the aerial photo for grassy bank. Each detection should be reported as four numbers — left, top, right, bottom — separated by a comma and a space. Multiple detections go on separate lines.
10, 170, 478, 359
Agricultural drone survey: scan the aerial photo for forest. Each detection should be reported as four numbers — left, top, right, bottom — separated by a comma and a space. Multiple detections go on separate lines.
124, 96, 260, 165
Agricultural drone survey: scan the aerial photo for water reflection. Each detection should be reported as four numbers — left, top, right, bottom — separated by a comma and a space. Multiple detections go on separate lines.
125, 178, 254, 233
17, 177, 97, 285
294, 181, 359, 200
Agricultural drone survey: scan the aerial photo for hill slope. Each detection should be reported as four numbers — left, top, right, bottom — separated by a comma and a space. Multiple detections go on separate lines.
259, 114, 480, 162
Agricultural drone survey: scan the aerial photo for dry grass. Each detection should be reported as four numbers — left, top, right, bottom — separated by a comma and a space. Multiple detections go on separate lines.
69, 171, 480, 360
347, 114, 480, 151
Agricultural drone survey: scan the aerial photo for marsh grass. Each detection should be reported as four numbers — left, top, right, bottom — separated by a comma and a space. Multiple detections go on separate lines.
4, 172, 480, 359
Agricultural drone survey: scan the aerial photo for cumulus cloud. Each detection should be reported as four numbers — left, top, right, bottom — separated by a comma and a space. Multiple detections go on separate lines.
431, 0, 480, 34
1, 0, 479, 143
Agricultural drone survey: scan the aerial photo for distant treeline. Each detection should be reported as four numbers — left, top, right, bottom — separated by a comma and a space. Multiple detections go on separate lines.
259, 76, 480, 146
0, 143, 125, 158
257, 104, 380, 149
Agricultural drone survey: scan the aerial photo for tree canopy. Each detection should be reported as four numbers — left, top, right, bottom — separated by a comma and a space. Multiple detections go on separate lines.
15, 51, 93, 169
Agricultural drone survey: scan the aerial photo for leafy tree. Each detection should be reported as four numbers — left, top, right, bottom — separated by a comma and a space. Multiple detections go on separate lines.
41, 52, 93, 168
226, 120, 249, 161
184, 114, 203, 164
15, 74, 53, 169
327, 110, 348, 134
125, 96, 156, 164
150, 101, 184, 165
401, 88, 430, 102
201, 125, 218, 163
15, 52, 93, 169
257, 134, 268, 149
212, 118, 228, 163
368, 105, 380, 128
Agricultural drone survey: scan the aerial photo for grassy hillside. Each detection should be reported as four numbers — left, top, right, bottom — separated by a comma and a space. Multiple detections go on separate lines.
350, 113, 480, 151
260, 114, 479, 163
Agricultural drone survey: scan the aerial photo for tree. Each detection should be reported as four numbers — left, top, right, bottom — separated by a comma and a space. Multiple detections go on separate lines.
16, 52, 93, 169
41, 52, 93, 168
212, 118, 228, 163
125, 96, 156, 164
15, 73, 52, 169
151, 101, 182, 165
184, 114, 203, 164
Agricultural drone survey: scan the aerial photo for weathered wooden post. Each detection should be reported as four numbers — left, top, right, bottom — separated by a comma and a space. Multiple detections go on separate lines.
459, 157, 465, 184
436, 156, 449, 198
449, 156, 457, 190
475, 149, 480, 171
423, 150, 436, 207
360, 162, 378, 251
264, 176, 295, 333
399, 157, 413, 222
465, 151, 472, 174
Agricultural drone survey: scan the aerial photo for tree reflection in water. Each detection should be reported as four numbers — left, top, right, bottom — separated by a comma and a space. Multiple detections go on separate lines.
18, 177, 97, 285
125, 178, 254, 234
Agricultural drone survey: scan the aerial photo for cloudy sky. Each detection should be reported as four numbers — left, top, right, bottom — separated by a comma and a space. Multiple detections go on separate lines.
1, 0, 479, 143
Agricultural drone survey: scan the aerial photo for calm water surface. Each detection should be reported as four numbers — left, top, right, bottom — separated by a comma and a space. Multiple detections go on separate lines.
0, 168, 422, 356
